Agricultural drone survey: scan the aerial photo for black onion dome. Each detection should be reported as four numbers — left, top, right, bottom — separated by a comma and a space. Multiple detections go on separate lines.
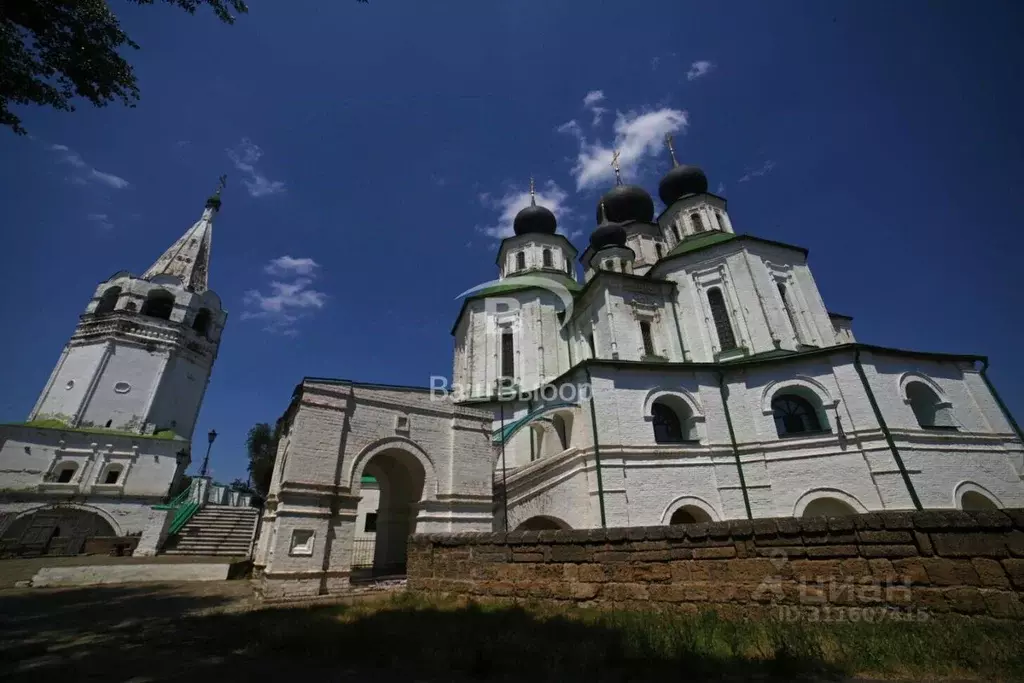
658, 164, 708, 205
513, 204, 557, 235
590, 221, 627, 251
596, 184, 655, 224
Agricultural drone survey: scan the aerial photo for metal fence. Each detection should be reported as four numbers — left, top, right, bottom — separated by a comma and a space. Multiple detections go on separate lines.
351, 538, 376, 569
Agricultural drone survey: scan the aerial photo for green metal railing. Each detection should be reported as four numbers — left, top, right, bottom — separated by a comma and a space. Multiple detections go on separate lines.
153, 480, 202, 535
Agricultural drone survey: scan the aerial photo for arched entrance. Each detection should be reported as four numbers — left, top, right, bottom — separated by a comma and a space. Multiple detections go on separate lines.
359, 448, 425, 579
1, 506, 117, 556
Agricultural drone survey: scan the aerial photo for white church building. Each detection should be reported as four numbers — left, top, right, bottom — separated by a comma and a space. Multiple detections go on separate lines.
253, 148, 1024, 599
0, 188, 227, 555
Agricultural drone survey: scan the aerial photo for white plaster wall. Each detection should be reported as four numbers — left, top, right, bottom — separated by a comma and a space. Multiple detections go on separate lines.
0, 425, 186, 498
146, 354, 211, 438
33, 344, 107, 423
78, 345, 165, 431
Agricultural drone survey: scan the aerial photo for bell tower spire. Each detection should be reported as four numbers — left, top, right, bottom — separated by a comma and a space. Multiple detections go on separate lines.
142, 176, 225, 294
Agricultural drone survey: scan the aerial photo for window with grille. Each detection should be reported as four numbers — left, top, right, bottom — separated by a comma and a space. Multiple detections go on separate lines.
652, 402, 685, 443
707, 288, 737, 351
515, 252, 526, 271
772, 394, 823, 436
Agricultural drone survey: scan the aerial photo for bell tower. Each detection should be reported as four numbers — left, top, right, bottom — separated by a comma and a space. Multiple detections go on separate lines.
29, 182, 229, 440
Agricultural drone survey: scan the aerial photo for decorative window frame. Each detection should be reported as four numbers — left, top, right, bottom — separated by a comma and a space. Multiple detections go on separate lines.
897, 371, 957, 429
660, 495, 721, 524
765, 261, 817, 347
641, 387, 706, 443
761, 376, 839, 436
289, 529, 315, 557
90, 449, 136, 493
692, 264, 750, 359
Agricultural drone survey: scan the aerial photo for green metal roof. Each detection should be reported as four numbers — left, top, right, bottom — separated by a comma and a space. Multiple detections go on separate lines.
361, 475, 377, 484
666, 231, 737, 257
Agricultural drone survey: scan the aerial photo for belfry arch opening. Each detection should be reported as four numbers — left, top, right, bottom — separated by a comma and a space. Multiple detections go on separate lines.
141, 289, 175, 320
354, 449, 425, 581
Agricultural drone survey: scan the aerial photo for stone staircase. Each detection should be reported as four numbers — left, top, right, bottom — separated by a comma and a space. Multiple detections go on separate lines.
162, 504, 259, 557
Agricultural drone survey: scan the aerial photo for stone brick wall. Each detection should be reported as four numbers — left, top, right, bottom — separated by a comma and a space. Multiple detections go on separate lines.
408, 509, 1024, 620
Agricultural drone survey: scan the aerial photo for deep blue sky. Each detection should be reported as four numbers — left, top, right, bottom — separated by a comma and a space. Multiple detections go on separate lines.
2, 1, 1023, 484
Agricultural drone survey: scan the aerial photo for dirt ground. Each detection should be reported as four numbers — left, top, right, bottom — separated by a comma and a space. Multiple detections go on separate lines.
0, 578, 972, 683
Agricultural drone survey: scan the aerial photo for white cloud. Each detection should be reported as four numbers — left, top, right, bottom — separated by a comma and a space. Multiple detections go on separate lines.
582, 90, 607, 126
567, 107, 688, 191
556, 119, 583, 140
243, 256, 326, 335
477, 180, 571, 239
738, 160, 776, 183
264, 255, 319, 277
47, 144, 130, 189
687, 60, 714, 81
716, 182, 726, 195
86, 213, 114, 230
226, 139, 286, 198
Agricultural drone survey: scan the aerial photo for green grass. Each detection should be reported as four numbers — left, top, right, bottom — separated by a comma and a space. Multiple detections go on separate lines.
187, 593, 1024, 681
17, 419, 180, 440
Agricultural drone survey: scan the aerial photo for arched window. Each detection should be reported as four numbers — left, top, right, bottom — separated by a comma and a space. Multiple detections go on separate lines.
772, 394, 823, 436
906, 382, 956, 429
103, 466, 123, 485
55, 464, 78, 483
671, 225, 680, 241
640, 321, 655, 356
691, 212, 705, 232
707, 288, 737, 351
515, 252, 526, 271
669, 506, 713, 524
715, 212, 726, 231
961, 491, 998, 511
655, 243, 664, 259
778, 284, 802, 342
603, 259, 613, 270
802, 497, 857, 517
95, 287, 121, 315
542, 249, 552, 268
551, 414, 570, 450
141, 289, 175, 320
651, 400, 688, 443
192, 308, 212, 336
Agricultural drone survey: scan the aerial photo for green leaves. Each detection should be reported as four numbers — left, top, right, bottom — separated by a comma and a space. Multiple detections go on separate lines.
1, 0, 248, 135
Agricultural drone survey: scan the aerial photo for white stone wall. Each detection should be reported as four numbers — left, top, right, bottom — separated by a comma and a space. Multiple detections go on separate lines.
658, 194, 734, 244
255, 380, 493, 599
31, 273, 224, 441
497, 350, 1024, 532
454, 288, 573, 399
0, 424, 187, 498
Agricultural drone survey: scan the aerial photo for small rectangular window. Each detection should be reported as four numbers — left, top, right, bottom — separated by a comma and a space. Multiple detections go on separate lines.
501, 329, 515, 378
364, 512, 378, 533
640, 321, 655, 356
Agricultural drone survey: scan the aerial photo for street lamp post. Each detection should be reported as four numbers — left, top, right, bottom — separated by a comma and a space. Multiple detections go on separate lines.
199, 429, 218, 478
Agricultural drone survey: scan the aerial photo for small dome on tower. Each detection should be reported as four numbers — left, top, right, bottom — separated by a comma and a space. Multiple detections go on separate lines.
658, 164, 708, 205
590, 203, 628, 251
513, 204, 557, 235
595, 184, 655, 224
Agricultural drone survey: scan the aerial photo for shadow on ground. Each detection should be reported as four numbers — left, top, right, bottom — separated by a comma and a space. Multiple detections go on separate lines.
0, 583, 849, 682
